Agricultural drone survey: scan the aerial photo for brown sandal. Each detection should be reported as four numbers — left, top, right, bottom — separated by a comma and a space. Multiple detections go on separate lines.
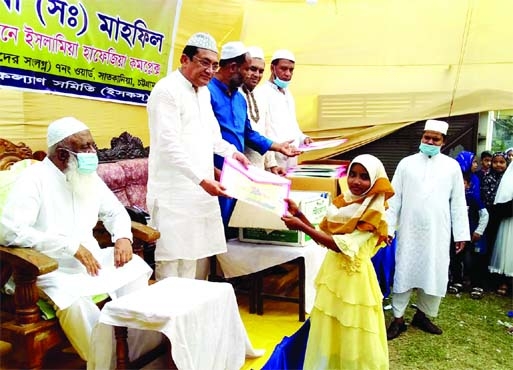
497, 284, 508, 296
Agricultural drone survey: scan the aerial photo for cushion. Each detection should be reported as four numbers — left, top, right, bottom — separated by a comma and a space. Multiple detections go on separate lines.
97, 158, 148, 210
97, 162, 126, 192
37, 293, 109, 320
0, 159, 38, 220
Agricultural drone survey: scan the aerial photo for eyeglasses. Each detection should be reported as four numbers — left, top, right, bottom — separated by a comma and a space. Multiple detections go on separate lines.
192, 56, 219, 72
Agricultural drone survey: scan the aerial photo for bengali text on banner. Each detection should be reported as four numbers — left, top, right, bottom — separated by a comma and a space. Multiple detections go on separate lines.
0, 0, 177, 105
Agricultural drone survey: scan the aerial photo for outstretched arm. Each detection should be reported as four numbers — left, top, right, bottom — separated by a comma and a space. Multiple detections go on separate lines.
269, 140, 302, 157
281, 214, 338, 252
282, 199, 338, 251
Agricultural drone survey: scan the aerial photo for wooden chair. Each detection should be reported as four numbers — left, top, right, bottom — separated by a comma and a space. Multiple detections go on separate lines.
0, 138, 33, 170
0, 138, 161, 369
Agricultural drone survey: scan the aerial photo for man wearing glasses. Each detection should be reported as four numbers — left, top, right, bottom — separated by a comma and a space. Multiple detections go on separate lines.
146, 33, 250, 280
208, 41, 301, 237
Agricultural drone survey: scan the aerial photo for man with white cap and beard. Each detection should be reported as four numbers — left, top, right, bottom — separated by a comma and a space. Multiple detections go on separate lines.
258, 49, 312, 169
147, 32, 251, 280
385, 119, 470, 340
0, 117, 154, 365
208, 41, 300, 235
240, 46, 285, 175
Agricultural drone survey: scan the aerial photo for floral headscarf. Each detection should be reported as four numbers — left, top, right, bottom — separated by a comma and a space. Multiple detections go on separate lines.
481, 152, 508, 208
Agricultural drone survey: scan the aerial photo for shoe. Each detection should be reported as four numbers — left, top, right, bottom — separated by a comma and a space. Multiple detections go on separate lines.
411, 311, 442, 335
386, 319, 407, 340
470, 288, 484, 300
496, 284, 509, 296
447, 283, 463, 294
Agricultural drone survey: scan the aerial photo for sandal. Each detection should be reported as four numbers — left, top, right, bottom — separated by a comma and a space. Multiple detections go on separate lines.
497, 284, 509, 296
470, 287, 484, 300
448, 283, 463, 294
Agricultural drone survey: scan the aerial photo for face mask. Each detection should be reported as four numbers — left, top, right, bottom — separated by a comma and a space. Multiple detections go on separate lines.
64, 149, 99, 174
273, 77, 290, 89
419, 143, 441, 157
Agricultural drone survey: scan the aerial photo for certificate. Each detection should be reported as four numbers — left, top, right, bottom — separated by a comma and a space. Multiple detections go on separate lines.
298, 138, 347, 152
220, 157, 291, 216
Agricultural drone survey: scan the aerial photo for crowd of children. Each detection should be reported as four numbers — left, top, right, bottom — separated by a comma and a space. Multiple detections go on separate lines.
449, 149, 513, 298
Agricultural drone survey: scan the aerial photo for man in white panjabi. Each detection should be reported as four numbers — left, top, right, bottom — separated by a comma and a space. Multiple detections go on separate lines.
0, 117, 156, 366
239, 46, 285, 175
386, 119, 470, 340
146, 32, 250, 280
257, 49, 312, 169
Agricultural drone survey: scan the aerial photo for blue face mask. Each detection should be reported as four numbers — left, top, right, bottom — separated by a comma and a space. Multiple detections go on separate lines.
273, 77, 290, 89
64, 149, 99, 174
419, 143, 441, 157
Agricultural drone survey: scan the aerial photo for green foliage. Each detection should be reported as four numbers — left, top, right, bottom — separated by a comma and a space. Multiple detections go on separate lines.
385, 293, 513, 370
492, 116, 513, 152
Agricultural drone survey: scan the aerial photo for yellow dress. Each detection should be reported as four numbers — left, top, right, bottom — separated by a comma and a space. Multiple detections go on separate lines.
304, 230, 389, 370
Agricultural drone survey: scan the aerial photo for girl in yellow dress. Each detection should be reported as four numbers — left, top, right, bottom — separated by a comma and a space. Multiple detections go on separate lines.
282, 154, 394, 370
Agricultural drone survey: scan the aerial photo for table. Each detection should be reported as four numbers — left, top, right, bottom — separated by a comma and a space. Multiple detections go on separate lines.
217, 240, 327, 321
97, 277, 263, 370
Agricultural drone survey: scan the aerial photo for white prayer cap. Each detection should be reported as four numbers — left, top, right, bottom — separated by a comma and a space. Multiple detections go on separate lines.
247, 46, 264, 60
47, 117, 89, 147
185, 32, 218, 53
220, 41, 247, 60
271, 49, 295, 63
424, 119, 449, 135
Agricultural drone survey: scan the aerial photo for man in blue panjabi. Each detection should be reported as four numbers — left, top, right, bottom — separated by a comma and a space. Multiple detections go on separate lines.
208, 41, 300, 235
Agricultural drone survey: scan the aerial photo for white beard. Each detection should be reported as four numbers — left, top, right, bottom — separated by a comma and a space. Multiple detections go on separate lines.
64, 155, 98, 200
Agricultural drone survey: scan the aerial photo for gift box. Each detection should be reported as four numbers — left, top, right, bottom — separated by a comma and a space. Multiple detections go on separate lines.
229, 191, 330, 247
287, 160, 350, 198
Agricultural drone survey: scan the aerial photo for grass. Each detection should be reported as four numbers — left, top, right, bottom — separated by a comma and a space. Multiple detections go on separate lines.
240, 267, 513, 370
385, 292, 513, 370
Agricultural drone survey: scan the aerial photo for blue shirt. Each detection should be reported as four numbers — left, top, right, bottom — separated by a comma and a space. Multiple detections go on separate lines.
208, 78, 272, 170
208, 77, 273, 227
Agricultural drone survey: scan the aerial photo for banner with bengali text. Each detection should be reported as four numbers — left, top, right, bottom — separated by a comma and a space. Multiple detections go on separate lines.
0, 0, 177, 105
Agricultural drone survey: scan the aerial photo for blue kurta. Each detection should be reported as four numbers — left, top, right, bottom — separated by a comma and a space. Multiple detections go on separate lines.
208, 78, 273, 225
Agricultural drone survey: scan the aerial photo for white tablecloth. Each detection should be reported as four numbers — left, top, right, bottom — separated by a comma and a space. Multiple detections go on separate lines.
217, 240, 327, 313
96, 277, 263, 370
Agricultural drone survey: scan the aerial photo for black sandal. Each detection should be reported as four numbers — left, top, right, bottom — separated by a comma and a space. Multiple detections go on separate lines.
448, 283, 463, 294
470, 287, 484, 300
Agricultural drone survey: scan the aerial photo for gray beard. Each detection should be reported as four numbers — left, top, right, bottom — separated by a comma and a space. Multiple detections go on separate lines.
64, 156, 98, 200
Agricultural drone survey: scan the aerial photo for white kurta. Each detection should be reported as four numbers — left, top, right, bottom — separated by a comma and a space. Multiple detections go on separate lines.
0, 158, 153, 309
146, 70, 236, 261
239, 86, 277, 170
256, 81, 307, 169
386, 152, 470, 297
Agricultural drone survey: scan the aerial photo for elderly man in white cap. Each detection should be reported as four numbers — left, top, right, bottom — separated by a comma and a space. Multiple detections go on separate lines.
385, 119, 470, 340
147, 33, 252, 280
240, 46, 285, 175
0, 117, 154, 365
208, 41, 300, 236
257, 49, 312, 169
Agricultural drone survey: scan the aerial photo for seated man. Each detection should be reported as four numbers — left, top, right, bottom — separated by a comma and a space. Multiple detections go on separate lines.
0, 117, 153, 363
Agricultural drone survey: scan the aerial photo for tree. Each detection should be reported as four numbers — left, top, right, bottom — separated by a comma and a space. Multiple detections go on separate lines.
492, 116, 513, 152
